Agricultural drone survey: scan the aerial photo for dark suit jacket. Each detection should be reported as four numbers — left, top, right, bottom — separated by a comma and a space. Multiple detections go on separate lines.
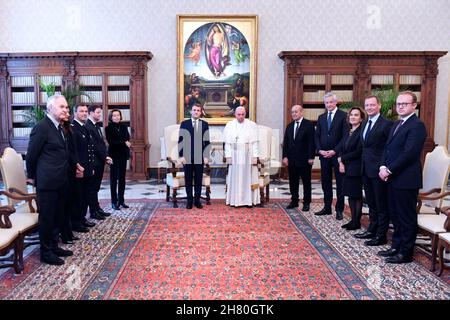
360, 116, 393, 178
282, 118, 315, 166
381, 114, 427, 189
315, 108, 348, 156
26, 116, 69, 190
178, 119, 211, 164
85, 119, 107, 167
71, 120, 95, 177
105, 122, 131, 160
339, 125, 363, 177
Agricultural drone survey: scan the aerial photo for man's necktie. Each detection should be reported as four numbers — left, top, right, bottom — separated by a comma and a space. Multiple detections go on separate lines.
58, 125, 66, 141
364, 120, 372, 141
96, 123, 103, 138
327, 112, 332, 130
393, 119, 404, 136
293, 121, 300, 139
194, 119, 198, 132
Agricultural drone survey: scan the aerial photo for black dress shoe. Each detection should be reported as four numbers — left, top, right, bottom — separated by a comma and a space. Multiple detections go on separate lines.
377, 248, 399, 257
364, 237, 387, 246
385, 253, 413, 264
346, 224, 361, 231
314, 208, 332, 216
354, 231, 375, 239
100, 210, 111, 217
72, 225, 89, 233
341, 222, 352, 229
97, 208, 107, 215
186, 203, 193, 209
72, 235, 80, 241
119, 203, 130, 209
301, 204, 310, 211
111, 203, 120, 210
335, 210, 343, 220
83, 220, 96, 228
91, 212, 106, 220
41, 254, 64, 266
53, 247, 73, 257
194, 202, 203, 209
60, 238, 74, 245
286, 202, 299, 209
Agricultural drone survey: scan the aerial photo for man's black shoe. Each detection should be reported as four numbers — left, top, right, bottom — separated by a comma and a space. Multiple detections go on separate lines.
72, 225, 89, 233
335, 210, 343, 220
346, 224, 361, 231
194, 202, 203, 209
354, 231, 375, 239
377, 248, 399, 257
83, 220, 96, 228
111, 203, 120, 210
186, 203, 193, 209
314, 208, 332, 216
364, 237, 387, 246
98, 208, 108, 215
53, 247, 73, 257
91, 212, 106, 220
385, 253, 413, 264
119, 203, 130, 209
341, 222, 352, 229
286, 202, 299, 209
301, 204, 310, 211
41, 254, 64, 266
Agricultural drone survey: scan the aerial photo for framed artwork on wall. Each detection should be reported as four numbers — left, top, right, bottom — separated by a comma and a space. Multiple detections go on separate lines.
177, 15, 258, 125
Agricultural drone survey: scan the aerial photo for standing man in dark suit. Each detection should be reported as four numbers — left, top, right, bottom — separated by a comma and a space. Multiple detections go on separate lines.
71, 104, 96, 232
282, 105, 315, 211
85, 105, 112, 220
178, 103, 211, 209
378, 91, 427, 264
354, 95, 393, 245
314, 92, 348, 220
26, 94, 73, 265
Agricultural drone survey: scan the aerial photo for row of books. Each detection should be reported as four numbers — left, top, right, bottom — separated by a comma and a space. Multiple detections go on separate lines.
13, 127, 32, 137
303, 90, 326, 102
40, 75, 63, 86
11, 92, 35, 104
302, 108, 326, 121
108, 75, 130, 86
79, 75, 103, 86
371, 75, 394, 85
11, 76, 35, 87
40, 91, 61, 103
108, 91, 130, 103
80, 91, 103, 103
334, 90, 354, 102
12, 110, 30, 123
303, 74, 326, 85
331, 75, 354, 85
399, 75, 422, 85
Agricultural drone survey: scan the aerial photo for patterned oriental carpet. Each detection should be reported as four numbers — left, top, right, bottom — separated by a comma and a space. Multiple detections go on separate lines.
0, 199, 449, 300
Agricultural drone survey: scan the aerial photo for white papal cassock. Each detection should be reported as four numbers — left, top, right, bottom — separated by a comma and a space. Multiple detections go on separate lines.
223, 119, 260, 206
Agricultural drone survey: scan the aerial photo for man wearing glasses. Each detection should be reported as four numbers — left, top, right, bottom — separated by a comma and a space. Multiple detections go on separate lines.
378, 91, 427, 264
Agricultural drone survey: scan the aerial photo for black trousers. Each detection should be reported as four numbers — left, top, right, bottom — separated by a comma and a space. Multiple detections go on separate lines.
110, 156, 127, 205
89, 163, 105, 214
184, 164, 203, 203
363, 175, 390, 237
288, 164, 312, 204
319, 156, 344, 211
388, 185, 419, 258
37, 184, 68, 258
72, 175, 93, 227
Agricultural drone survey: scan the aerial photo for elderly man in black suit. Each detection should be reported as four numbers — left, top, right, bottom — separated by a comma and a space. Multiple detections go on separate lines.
178, 103, 211, 209
282, 105, 315, 211
378, 91, 427, 264
26, 94, 74, 265
314, 92, 348, 220
354, 95, 393, 245
85, 105, 112, 220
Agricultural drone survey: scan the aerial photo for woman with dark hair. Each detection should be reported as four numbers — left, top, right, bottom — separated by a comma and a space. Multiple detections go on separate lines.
105, 109, 131, 210
338, 107, 365, 231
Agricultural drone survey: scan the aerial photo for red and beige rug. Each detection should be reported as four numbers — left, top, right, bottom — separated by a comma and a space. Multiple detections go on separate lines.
0, 199, 449, 300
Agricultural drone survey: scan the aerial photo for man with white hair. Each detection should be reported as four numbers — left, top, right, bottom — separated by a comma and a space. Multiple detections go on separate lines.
223, 106, 260, 207
26, 94, 73, 265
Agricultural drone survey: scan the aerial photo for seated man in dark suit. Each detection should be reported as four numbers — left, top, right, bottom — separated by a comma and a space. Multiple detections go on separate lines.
314, 92, 348, 220
282, 105, 315, 211
378, 91, 427, 264
26, 94, 74, 265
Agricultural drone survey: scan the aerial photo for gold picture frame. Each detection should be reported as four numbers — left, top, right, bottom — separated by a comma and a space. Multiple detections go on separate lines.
177, 15, 258, 125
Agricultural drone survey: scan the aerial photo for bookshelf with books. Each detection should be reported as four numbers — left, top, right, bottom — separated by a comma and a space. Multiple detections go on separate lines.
0, 52, 152, 179
279, 51, 447, 177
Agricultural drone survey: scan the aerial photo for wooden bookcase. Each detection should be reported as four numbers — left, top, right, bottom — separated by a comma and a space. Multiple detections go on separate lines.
0, 51, 152, 179
278, 51, 447, 177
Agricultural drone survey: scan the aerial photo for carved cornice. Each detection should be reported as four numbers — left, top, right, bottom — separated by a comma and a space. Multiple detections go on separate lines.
278, 51, 448, 60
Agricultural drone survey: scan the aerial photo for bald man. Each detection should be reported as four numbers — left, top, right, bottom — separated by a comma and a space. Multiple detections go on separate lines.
282, 105, 315, 210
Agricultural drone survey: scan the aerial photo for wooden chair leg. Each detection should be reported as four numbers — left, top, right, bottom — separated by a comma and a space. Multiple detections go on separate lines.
266, 184, 270, 203
173, 188, 178, 208
260, 187, 265, 204
206, 186, 211, 205
13, 237, 23, 274
431, 234, 437, 272
437, 239, 445, 277
166, 185, 170, 202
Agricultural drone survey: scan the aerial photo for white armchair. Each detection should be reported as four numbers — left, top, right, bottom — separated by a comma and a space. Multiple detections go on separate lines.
257, 125, 273, 204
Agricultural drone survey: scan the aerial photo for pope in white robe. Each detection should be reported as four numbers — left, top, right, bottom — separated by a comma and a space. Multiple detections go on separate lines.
223, 107, 260, 207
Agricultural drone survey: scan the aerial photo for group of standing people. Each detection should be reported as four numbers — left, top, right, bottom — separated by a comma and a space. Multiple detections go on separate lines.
26, 94, 132, 265
283, 91, 426, 264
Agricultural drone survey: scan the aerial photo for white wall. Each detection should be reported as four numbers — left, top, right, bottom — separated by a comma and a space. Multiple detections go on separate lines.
1, 0, 449, 165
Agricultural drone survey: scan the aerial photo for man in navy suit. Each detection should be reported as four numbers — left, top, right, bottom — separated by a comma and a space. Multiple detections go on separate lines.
178, 103, 211, 209
378, 91, 427, 264
26, 94, 73, 265
282, 105, 315, 211
354, 95, 393, 246
314, 92, 348, 220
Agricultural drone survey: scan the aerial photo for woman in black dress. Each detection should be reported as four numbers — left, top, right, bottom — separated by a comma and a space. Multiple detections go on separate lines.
105, 109, 131, 210
338, 107, 365, 231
